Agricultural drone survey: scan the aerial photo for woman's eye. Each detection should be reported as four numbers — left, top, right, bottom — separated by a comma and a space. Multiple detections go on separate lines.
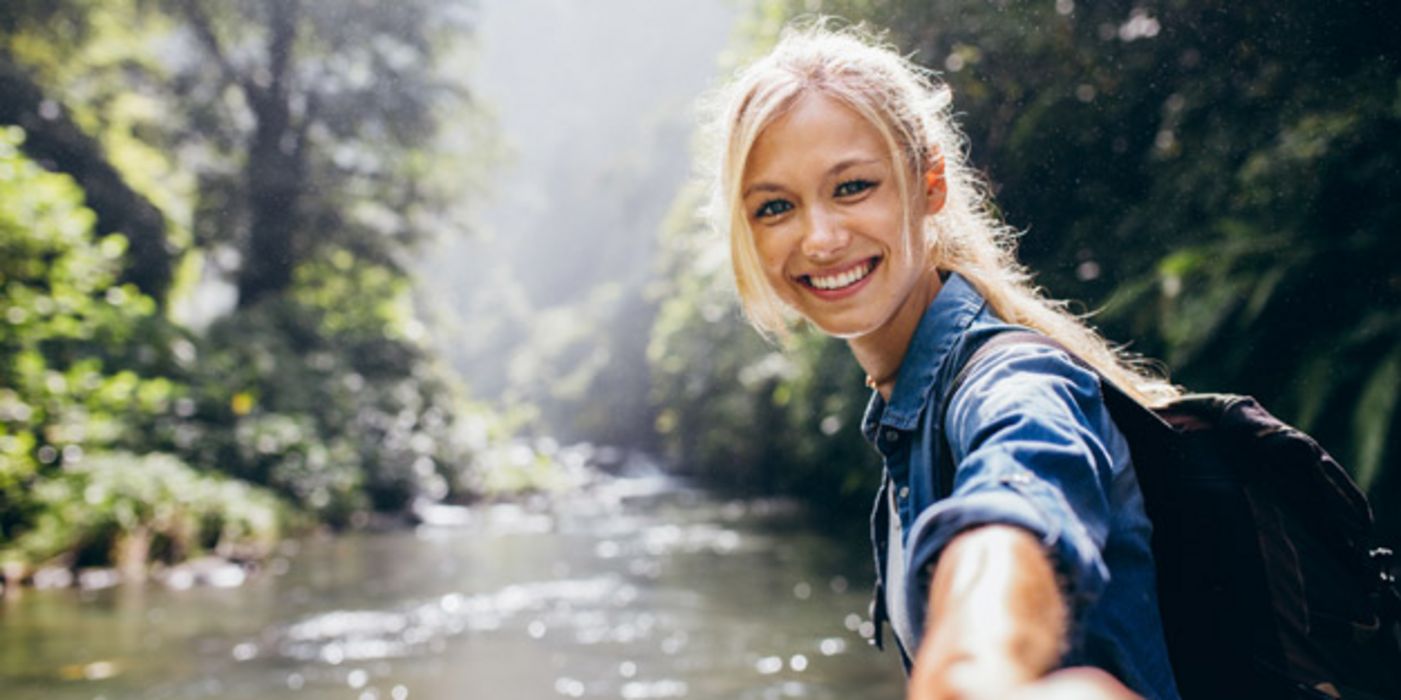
754, 199, 794, 219
834, 179, 875, 197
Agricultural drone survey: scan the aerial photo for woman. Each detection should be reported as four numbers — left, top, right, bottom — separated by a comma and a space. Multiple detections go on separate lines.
708, 23, 1182, 700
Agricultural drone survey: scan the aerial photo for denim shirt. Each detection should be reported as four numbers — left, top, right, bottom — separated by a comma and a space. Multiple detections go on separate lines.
861, 272, 1180, 700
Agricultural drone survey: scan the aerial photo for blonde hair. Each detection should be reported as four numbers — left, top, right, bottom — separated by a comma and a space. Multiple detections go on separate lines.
708, 21, 1179, 405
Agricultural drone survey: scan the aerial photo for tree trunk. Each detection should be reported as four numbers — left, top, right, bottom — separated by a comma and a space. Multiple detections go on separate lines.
236, 95, 304, 307
234, 0, 305, 309
114, 526, 151, 584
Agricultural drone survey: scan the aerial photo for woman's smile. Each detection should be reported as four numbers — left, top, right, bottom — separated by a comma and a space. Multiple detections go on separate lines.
799, 256, 881, 296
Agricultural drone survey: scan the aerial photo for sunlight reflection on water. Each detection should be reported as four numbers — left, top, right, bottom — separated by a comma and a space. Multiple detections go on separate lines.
0, 463, 903, 699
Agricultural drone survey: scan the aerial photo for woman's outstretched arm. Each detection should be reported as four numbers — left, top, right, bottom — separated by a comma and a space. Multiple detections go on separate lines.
907, 525, 1140, 700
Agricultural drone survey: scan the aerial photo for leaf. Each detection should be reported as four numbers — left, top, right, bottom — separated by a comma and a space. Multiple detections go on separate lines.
1288, 353, 1334, 433
1351, 347, 1401, 491
1241, 262, 1289, 327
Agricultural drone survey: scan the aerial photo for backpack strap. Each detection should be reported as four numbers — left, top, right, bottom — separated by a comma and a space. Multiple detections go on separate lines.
944, 332, 1059, 409
935, 330, 1173, 498
937, 331, 1053, 497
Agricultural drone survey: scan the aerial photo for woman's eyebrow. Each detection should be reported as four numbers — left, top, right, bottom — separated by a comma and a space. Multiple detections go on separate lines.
829, 157, 881, 174
742, 182, 787, 198
743, 157, 883, 198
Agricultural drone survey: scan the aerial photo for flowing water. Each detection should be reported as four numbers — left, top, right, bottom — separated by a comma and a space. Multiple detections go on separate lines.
0, 468, 904, 699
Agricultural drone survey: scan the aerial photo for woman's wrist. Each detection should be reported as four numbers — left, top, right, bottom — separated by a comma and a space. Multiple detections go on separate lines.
908, 525, 1069, 699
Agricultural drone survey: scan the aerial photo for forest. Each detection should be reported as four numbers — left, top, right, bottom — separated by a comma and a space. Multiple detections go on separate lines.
2, 0, 1398, 591
0, 0, 508, 583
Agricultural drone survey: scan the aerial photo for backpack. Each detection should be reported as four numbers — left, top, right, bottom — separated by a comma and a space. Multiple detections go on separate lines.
943, 331, 1401, 700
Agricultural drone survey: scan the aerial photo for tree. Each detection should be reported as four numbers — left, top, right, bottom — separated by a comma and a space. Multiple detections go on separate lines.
165, 0, 476, 308
0, 127, 282, 573
1, 0, 491, 542
0, 2, 174, 301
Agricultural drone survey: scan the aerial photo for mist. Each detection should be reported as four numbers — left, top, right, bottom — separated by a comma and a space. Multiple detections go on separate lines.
419, 0, 738, 427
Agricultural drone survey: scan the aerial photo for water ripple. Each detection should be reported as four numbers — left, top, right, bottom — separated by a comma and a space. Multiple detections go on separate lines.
271, 576, 622, 663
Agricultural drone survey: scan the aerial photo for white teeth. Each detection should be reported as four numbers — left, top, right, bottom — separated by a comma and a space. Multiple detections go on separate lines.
810, 261, 872, 290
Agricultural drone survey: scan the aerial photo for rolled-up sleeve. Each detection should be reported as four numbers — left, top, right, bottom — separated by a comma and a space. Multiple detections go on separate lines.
903, 343, 1119, 641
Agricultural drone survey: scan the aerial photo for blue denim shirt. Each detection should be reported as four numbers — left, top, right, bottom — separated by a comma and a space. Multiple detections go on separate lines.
861, 272, 1180, 700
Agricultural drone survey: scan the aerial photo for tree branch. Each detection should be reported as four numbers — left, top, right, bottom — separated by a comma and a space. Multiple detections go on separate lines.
265, 0, 299, 101
177, 0, 262, 103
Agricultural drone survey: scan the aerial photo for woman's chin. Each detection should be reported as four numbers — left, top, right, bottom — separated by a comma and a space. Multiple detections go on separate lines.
807, 316, 878, 340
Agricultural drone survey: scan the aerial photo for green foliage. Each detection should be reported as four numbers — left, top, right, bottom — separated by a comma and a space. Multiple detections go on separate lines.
0, 0, 519, 577
3, 0, 195, 260
464, 439, 586, 499
161, 0, 481, 293
0, 120, 491, 569
1353, 348, 1401, 492
0, 127, 290, 573
180, 274, 474, 523
0, 126, 180, 543
1, 451, 286, 569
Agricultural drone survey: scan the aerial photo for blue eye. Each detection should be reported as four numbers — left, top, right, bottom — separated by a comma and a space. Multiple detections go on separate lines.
755, 199, 794, 219
834, 179, 875, 197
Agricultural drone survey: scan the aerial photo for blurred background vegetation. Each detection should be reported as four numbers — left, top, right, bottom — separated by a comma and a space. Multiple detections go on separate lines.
0, 0, 509, 580
1, 0, 1398, 583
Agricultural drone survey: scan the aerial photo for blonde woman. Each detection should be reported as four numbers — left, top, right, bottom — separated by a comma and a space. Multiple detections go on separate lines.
709, 22, 1181, 700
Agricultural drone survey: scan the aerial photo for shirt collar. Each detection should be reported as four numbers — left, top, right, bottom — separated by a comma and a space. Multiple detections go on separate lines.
862, 271, 987, 436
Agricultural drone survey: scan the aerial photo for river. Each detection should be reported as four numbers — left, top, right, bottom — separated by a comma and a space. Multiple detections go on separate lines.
0, 467, 904, 699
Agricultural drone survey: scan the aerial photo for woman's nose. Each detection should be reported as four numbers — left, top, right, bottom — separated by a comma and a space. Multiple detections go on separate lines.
800, 210, 849, 262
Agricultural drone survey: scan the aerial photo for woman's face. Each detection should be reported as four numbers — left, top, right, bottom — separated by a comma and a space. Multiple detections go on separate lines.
741, 92, 939, 339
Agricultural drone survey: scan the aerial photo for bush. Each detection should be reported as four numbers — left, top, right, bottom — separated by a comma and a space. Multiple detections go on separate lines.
0, 451, 287, 571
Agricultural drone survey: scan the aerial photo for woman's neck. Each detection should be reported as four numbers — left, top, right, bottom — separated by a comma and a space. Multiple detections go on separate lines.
848, 268, 944, 401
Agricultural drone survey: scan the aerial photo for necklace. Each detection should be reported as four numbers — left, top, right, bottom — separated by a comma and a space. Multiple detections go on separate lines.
865, 372, 896, 390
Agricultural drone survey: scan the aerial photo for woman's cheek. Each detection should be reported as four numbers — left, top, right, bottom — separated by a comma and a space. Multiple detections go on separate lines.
763, 266, 798, 307
754, 233, 791, 286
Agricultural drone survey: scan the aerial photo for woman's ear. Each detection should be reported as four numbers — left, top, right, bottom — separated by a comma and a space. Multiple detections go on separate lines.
925, 155, 948, 216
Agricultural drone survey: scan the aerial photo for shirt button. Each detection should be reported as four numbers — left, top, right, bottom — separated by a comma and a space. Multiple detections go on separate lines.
884, 429, 900, 443
898, 486, 910, 500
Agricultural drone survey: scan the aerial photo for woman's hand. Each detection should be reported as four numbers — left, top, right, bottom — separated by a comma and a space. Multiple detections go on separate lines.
911, 663, 1141, 700
1003, 668, 1143, 700
906, 525, 1135, 700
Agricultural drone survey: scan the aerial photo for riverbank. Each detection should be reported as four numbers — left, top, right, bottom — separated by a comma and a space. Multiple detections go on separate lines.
0, 443, 705, 598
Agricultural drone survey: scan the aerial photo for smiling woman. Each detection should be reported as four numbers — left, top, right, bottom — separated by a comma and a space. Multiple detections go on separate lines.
742, 92, 941, 354
704, 21, 1183, 700
711, 23, 1177, 406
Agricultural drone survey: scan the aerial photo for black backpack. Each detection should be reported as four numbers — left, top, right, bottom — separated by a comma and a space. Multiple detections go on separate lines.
944, 331, 1401, 700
